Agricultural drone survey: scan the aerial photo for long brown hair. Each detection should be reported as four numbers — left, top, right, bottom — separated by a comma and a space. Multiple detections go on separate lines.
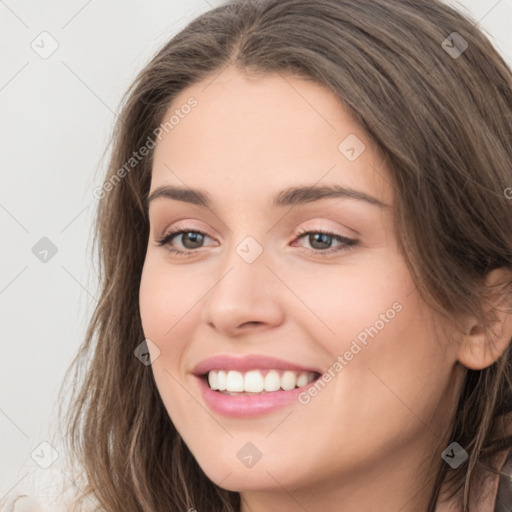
56, 0, 512, 510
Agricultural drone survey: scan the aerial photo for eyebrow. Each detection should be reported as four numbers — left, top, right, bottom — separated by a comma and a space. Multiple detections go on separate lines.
146, 184, 389, 210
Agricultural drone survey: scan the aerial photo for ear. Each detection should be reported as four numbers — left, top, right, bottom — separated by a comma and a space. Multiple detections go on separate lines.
457, 267, 512, 370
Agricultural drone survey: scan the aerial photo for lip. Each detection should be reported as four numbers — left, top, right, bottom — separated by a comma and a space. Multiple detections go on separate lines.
192, 354, 322, 418
194, 374, 320, 418
192, 354, 322, 376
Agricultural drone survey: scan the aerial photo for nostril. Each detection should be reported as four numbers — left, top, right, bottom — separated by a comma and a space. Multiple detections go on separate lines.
241, 321, 263, 327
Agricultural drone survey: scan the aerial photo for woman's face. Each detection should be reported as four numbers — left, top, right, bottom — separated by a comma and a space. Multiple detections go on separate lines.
139, 67, 461, 506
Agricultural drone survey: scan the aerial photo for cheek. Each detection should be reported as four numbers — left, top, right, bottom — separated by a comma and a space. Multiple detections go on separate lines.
316, 290, 450, 457
138, 260, 194, 407
139, 258, 202, 341
138, 258, 209, 395
139, 269, 173, 341
139, 262, 207, 444
288, 258, 448, 446
287, 256, 409, 351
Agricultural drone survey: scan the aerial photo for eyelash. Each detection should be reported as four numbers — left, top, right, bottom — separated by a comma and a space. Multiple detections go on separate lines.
156, 226, 358, 257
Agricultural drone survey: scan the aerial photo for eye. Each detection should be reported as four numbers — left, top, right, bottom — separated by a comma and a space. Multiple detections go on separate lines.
156, 228, 215, 255
292, 227, 358, 255
156, 226, 358, 256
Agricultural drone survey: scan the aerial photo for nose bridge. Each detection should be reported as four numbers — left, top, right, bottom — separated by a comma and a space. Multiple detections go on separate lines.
200, 233, 285, 334
208, 233, 269, 307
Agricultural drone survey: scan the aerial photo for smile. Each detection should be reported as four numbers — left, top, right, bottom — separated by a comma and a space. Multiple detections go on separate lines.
207, 369, 319, 394
192, 354, 323, 417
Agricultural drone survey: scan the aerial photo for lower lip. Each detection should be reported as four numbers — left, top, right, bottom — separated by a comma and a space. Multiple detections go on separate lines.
195, 375, 317, 418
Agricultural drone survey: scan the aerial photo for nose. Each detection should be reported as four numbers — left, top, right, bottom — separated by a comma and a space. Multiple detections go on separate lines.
199, 240, 285, 337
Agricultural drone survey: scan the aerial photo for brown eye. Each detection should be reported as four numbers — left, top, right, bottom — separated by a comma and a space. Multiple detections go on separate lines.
307, 232, 334, 250
293, 229, 358, 255
157, 228, 213, 254
175, 231, 205, 249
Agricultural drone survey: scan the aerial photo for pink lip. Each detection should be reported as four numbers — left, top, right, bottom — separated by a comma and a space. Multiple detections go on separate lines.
194, 374, 319, 418
191, 354, 322, 418
192, 354, 321, 375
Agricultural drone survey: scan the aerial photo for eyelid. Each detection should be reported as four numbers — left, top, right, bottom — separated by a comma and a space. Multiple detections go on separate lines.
157, 220, 216, 242
158, 218, 354, 240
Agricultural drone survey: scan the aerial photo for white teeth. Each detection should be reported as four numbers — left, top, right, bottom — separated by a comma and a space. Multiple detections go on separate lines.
296, 372, 309, 387
217, 370, 227, 391
226, 370, 244, 392
244, 370, 264, 392
281, 370, 296, 391
206, 369, 317, 393
264, 370, 281, 391
208, 371, 218, 390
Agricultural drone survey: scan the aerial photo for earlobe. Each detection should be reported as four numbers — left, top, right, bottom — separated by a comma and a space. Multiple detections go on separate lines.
456, 267, 512, 371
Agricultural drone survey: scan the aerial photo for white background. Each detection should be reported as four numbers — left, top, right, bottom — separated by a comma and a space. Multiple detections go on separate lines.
1, 0, 511, 501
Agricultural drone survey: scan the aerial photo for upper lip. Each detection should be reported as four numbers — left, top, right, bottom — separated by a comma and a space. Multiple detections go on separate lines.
192, 354, 322, 376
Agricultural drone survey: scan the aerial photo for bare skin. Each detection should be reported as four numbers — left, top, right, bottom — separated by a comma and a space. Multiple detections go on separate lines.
139, 66, 512, 511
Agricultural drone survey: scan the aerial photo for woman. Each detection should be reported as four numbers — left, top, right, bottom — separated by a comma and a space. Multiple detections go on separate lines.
3, 0, 512, 510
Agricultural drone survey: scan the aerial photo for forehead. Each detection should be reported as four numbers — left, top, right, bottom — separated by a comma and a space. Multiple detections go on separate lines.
150, 66, 392, 207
